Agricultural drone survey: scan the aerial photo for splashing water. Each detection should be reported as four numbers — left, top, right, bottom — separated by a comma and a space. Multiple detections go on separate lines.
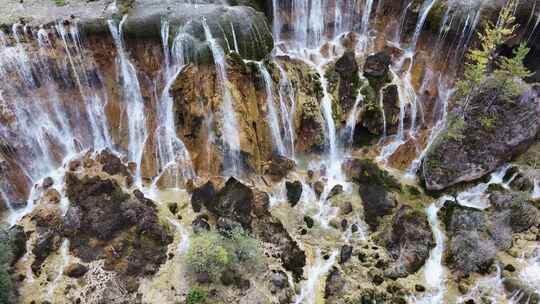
168, 218, 190, 254
276, 64, 297, 159
406, 76, 454, 178
519, 248, 540, 295
532, 179, 540, 200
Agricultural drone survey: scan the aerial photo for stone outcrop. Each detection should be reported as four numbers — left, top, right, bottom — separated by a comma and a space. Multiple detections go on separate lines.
344, 158, 401, 230
190, 177, 307, 281
377, 205, 435, 278
440, 193, 540, 276
27, 152, 172, 279
422, 78, 540, 190
171, 54, 326, 175
1, 0, 273, 61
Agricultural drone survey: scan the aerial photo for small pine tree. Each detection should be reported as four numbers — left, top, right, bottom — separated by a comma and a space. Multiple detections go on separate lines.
496, 42, 534, 79
457, 0, 520, 97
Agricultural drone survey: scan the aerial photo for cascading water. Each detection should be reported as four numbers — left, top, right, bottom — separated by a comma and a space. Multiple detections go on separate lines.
413, 200, 448, 304
108, 16, 148, 184
410, 0, 439, 52
1, 21, 114, 222
202, 17, 241, 176
406, 76, 453, 178
276, 64, 296, 159
293, 250, 338, 304
153, 21, 194, 188
258, 62, 287, 156
343, 92, 364, 148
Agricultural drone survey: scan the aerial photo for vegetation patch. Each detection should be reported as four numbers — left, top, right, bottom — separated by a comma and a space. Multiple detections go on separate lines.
0, 233, 14, 304
185, 227, 260, 282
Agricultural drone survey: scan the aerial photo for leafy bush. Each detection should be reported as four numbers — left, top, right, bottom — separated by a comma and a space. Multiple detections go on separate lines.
223, 227, 259, 266
186, 287, 207, 304
185, 227, 260, 282
185, 232, 230, 279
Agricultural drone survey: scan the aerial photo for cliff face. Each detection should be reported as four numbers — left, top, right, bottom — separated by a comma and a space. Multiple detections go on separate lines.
1, 1, 540, 304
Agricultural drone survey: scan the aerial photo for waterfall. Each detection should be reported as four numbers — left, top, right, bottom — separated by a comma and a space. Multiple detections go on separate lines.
153, 21, 194, 188
108, 16, 148, 184
276, 64, 296, 159
410, 0, 438, 52
532, 179, 540, 200
343, 92, 363, 148
406, 76, 453, 177
414, 200, 447, 303
202, 17, 241, 176
168, 218, 190, 254
528, 13, 540, 43
358, 0, 375, 50
293, 250, 338, 304
519, 248, 540, 293
457, 266, 508, 303
258, 62, 287, 156
273, 0, 359, 50
314, 64, 341, 177
57, 22, 112, 150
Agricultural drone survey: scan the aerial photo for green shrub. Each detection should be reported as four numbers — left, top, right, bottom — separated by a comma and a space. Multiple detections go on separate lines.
186, 287, 207, 304
223, 227, 259, 266
185, 232, 230, 279
185, 227, 260, 282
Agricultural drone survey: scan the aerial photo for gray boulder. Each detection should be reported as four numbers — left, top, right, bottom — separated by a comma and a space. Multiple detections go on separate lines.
422, 78, 540, 190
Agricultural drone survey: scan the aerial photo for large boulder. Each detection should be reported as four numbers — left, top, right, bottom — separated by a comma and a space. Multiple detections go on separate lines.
325, 50, 361, 123
440, 201, 497, 276
377, 205, 435, 278
344, 158, 401, 230
61, 171, 172, 277
208, 177, 255, 229
192, 177, 307, 282
422, 78, 540, 190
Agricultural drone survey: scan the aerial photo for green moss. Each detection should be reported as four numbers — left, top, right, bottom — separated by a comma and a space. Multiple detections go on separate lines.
442, 116, 466, 141
480, 115, 496, 130
53, 0, 66, 6
186, 287, 208, 304
353, 159, 401, 191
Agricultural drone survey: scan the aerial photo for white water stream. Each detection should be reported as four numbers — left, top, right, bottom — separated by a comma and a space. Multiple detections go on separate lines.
108, 15, 148, 185
202, 17, 241, 176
